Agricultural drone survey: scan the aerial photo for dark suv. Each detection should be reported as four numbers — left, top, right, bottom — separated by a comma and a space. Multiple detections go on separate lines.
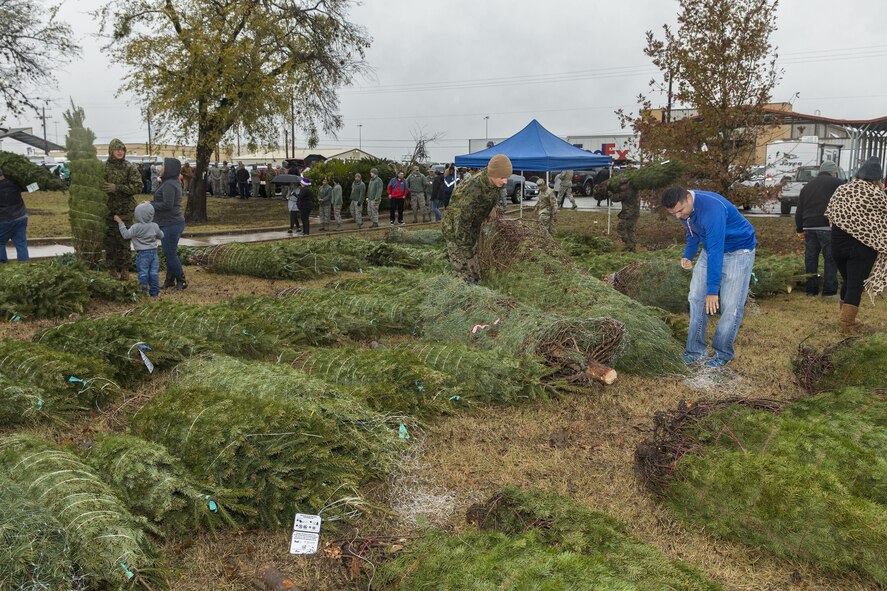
570, 168, 609, 196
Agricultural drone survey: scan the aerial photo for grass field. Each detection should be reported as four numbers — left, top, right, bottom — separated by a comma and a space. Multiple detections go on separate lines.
2, 211, 882, 590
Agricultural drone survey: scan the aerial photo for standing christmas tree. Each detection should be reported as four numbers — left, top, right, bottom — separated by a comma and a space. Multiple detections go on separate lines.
64, 102, 107, 268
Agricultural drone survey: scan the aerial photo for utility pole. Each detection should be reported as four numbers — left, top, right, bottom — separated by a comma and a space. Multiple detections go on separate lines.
358, 124, 363, 150
284, 129, 289, 159
146, 109, 153, 157
41, 105, 52, 155
484, 115, 489, 140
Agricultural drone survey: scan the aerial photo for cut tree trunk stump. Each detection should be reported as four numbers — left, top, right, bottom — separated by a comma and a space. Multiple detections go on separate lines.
586, 360, 618, 385
253, 564, 302, 591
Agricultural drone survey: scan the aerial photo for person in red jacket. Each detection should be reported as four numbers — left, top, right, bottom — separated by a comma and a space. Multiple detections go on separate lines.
387, 171, 408, 225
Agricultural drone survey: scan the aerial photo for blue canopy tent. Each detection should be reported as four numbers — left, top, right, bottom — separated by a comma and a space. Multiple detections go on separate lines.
454, 119, 613, 219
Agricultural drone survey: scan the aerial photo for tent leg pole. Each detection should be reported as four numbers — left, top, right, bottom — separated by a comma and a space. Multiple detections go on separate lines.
606, 163, 613, 235
519, 170, 523, 219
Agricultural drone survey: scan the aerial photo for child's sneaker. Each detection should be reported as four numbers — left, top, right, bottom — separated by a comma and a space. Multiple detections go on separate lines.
704, 357, 729, 368
682, 353, 704, 365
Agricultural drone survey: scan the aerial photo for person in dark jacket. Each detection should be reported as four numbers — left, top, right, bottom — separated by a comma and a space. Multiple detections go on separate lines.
236, 163, 250, 199
796, 161, 843, 296
0, 167, 28, 263
297, 178, 314, 235
152, 157, 188, 289
430, 170, 445, 222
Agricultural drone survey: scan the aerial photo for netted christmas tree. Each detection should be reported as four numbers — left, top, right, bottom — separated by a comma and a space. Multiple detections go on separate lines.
0, 370, 81, 426
794, 333, 887, 393
64, 101, 107, 269
87, 434, 252, 534
0, 150, 67, 191
0, 477, 77, 591
0, 434, 160, 590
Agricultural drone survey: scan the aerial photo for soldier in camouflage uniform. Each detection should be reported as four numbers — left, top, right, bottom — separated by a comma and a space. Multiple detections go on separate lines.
331, 178, 343, 230
103, 139, 143, 279
366, 168, 383, 228
441, 154, 512, 282
318, 177, 332, 231
534, 178, 558, 235
556, 169, 577, 209
611, 176, 640, 251
350, 173, 366, 229
407, 166, 428, 223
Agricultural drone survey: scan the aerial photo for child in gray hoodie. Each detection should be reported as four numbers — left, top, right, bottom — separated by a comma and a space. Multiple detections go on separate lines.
114, 202, 164, 296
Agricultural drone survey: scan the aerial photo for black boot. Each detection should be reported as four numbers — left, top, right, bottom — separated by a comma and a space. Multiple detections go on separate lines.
175, 274, 188, 290
162, 274, 176, 289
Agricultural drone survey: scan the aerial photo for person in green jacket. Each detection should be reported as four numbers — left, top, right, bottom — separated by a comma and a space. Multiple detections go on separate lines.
318, 177, 332, 231
367, 168, 383, 228
407, 165, 428, 223
350, 173, 366, 229
103, 139, 143, 279
331, 177, 343, 230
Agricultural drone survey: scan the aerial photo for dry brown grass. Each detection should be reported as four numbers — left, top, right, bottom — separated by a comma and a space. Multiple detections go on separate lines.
1, 256, 884, 590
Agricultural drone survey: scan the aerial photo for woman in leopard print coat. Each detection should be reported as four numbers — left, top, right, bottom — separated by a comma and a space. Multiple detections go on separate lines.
825, 155, 887, 334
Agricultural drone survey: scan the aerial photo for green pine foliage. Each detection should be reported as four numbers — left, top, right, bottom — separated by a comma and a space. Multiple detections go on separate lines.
748, 253, 806, 295
0, 261, 89, 319
384, 227, 445, 245
0, 150, 67, 191
555, 232, 617, 257
172, 355, 403, 473
0, 340, 119, 409
0, 477, 76, 591
34, 315, 202, 385
661, 390, 887, 584
376, 486, 722, 591
815, 333, 887, 391
0, 434, 160, 590
64, 102, 108, 269
132, 385, 381, 527
0, 370, 80, 426
87, 434, 252, 534
604, 160, 685, 192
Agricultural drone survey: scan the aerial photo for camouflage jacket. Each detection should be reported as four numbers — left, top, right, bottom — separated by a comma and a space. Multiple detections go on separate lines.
367, 176, 384, 201
407, 172, 426, 194
441, 170, 500, 251
331, 184, 343, 207
536, 186, 558, 218
318, 184, 332, 205
351, 181, 366, 203
103, 143, 143, 216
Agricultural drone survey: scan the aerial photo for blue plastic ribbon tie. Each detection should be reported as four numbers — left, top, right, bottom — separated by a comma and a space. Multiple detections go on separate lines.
242, 329, 257, 343
10, 314, 21, 322
398, 424, 410, 440
68, 376, 85, 384
449, 395, 460, 402
415, 380, 425, 392
136, 344, 153, 351
333, 266, 340, 273
205, 495, 219, 513
36, 398, 44, 410
751, 272, 759, 284
119, 562, 135, 580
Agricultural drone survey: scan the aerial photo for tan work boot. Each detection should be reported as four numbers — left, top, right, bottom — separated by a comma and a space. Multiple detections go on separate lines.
840, 304, 868, 335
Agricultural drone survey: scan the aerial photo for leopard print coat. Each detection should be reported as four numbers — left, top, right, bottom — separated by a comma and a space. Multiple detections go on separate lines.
825, 178, 887, 298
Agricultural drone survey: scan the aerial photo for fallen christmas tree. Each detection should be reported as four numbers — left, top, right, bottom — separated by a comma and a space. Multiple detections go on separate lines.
634, 390, 887, 584
793, 333, 887, 394
0, 150, 67, 192
374, 486, 722, 590
384, 226, 445, 245
0, 370, 81, 426
132, 384, 389, 527
0, 340, 119, 409
0, 477, 76, 591
0, 434, 160, 590
87, 434, 252, 534
476, 215, 685, 376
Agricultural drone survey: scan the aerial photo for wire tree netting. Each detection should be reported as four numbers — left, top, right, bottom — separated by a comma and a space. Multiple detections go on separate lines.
64, 102, 107, 269
634, 391, 887, 584
384, 226, 445, 245
0, 370, 81, 426
475, 216, 685, 376
171, 354, 404, 473
0, 477, 78, 591
283, 346, 455, 417
793, 333, 887, 394
0, 340, 119, 409
0, 261, 90, 320
35, 315, 204, 386
0, 434, 160, 590
375, 485, 722, 591
131, 385, 386, 527
0, 150, 67, 191
87, 434, 253, 534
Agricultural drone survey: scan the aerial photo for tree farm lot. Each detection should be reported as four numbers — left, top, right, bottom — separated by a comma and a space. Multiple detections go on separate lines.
5, 193, 886, 591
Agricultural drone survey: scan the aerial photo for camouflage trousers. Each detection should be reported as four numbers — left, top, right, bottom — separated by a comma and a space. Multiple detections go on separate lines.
444, 238, 480, 283
558, 188, 576, 208
350, 200, 363, 228
539, 213, 555, 236
616, 212, 638, 252
105, 215, 131, 272
333, 205, 342, 229
367, 200, 380, 225
319, 204, 331, 229
411, 192, 429, 222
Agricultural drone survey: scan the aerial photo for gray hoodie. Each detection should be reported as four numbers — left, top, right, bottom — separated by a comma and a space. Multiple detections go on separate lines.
152, 157, 185, 226
118, 202, 164, 251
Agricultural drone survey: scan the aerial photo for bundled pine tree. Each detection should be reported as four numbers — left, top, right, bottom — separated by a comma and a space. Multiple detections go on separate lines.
0, 435, 160, 590
794, 333, 887, 393
0, 150, 66, 191
0, 261, 89, 319
0, 340, 119, 409
0, 478, 75, 591
0, 370, 80, 426
64, 102, 107, 269
87, 434, 252, 534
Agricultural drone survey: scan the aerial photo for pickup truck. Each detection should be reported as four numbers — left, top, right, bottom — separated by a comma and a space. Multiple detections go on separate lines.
778, 165, 847, 215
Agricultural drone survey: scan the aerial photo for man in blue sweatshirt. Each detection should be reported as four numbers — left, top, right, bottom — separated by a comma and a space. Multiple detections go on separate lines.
662, 186, 757, 367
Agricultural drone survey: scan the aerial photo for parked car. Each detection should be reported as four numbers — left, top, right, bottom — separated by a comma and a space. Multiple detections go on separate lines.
570, 168, 609, 196
505, 174, 539, 203
777, 164, 847, 215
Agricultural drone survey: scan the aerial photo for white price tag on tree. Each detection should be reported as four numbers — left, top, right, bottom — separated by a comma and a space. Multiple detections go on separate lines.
289, 513, 321, 555
26, 182, 40, 193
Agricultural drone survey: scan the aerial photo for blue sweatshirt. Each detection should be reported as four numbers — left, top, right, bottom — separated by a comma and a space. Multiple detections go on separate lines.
682, 190, 757, 295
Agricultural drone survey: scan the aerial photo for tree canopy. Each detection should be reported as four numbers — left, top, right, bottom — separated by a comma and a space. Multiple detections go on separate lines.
98, 0, 371, 222
620, 0, 781, 203
0, 0, 80, 119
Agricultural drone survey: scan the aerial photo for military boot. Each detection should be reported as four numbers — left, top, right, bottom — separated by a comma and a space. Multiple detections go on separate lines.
162, 274, 176, 289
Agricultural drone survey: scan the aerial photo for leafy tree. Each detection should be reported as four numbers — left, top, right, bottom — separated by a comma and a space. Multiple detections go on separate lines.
98, 0, 370, 222
619, 0, 781, 205
0, 0, 79, 119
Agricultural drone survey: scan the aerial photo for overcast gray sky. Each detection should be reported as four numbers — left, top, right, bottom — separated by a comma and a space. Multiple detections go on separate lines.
10, 0, 887, 161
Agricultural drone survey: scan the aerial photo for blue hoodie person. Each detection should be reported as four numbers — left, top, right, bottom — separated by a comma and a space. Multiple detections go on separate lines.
115, 202, 164, 296
151, 157, 187, 289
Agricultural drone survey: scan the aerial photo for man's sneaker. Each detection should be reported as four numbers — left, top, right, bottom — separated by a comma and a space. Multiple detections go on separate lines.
390, 220, 395, 225
682, 353, 705, 365
704, 357, 729, 368
287, 229, 293, 234
399, 221, 405, 225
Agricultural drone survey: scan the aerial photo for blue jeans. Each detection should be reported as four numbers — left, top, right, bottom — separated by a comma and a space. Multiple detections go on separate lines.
159, 221, 185, 278
804, 230, 837, 295
686, 249, 755, 363
136, 249, 160, 296
0, 215, 29, 263
431, 199, 442, 221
